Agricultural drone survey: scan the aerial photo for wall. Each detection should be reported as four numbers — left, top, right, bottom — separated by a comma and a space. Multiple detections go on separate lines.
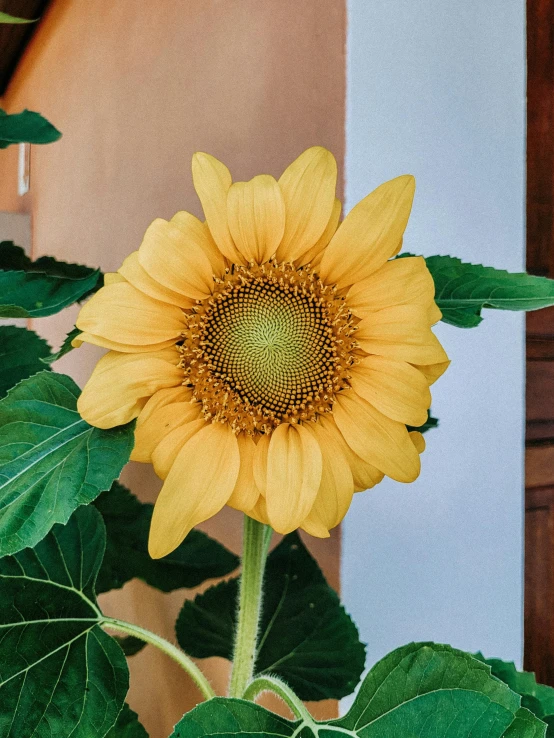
0, 0, 529, 729
0, 1, 345, 734
342, 0, 526, 683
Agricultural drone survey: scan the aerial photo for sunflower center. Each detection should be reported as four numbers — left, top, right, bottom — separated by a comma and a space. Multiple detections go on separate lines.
180, 261, 356, 434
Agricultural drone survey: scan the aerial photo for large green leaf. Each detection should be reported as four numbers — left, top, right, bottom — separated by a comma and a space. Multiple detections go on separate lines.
476, 655, 554, 735
0, 326, 51, 398
334, 643, 531, 736
171, 700, 295, 738
171, 644, 545, 738
503, 709, 548, 738
424, 255, 554, 328
0, 506, 129, 738
0, 109, 60, 148
105, 704, 148, 738
0, 371, 134, 556
0, 241, 101, 317
176, 532, 365, 700
94, 482, 239, 594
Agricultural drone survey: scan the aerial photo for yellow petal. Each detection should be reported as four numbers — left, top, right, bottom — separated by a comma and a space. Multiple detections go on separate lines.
227, 175, 285, 264
77, 347, 183, 429
302, 420, 354, 533
319, 175, 415, 289
297, 197, 342, 268
333, 389, 421, 483
318, 414, 384, 492
138, 218, 214, 300
356, 305, 449, 365
412, 360, 450, 385
192, 152, 244, 263
247, 496, 270, 526
151, 417, 207, 479
349, 355, 431, 426
227, 434, 261, 512
346, 256, 435, 318
428, 301, 442, 325
135, 385, 193, 430
148, 422, 240, 558
253, 434, 270, 496
265, 423, 322, 533
136, 400, 201, 461
104, 272, 126, 286
170, 211, 227, 278
76, 282, 185, 349
74, 331, 177, 354
349, 457, 385, 493
301, 516, 331, 538
276, 147, 337, 263
119, 251, 194, 308
410, 431, 426, 454
132, 390, 199, 463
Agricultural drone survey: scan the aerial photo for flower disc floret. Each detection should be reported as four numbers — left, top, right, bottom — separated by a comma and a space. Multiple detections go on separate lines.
180, 260, 357, 434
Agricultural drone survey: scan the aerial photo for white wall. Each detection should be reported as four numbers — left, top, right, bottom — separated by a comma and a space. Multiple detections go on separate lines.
342, 0, 526, 679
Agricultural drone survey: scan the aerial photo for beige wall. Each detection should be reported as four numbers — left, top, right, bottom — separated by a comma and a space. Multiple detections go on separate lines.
0, 1, 346, 735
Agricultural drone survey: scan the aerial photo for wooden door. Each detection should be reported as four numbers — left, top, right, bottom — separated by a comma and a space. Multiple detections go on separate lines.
524, 0, 554, 683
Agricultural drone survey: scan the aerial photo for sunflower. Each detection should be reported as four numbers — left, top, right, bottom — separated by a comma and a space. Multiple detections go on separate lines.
75, 147, 449, 558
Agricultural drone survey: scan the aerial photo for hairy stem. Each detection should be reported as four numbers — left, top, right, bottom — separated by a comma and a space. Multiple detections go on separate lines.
228, 515, 271, 697
243, 675, 316, 725
102, 616, 215, 700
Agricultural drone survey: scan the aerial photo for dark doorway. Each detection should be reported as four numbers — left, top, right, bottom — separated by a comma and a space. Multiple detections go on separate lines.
524, 0, 554, 685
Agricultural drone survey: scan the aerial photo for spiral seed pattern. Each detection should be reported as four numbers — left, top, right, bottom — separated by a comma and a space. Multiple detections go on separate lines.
180, 261, 357, 434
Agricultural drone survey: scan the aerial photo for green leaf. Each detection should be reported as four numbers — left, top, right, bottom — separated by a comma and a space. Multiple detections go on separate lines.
334, 644, 523, 736
0, 109, 60, 148
171, 699, 296, 738
0, 326, 51, 398
115, 635, 147, 657
176, 578, 236, 656
176, 532, 365, 700
424, 255, 554, 328
0, 371, 134, 556
94, 482, 239, 594
0, 12, 36, 23
0, 243, 97, 276
407, 412, 438, 434
476, 655, 554, 734
503, 709, 547, 737
0, 241, 29, 270
106, 704, 148, 738
0, 241, 101, 317
0, 506, 129, 737
41, 325, 80, 365
171, 645, 545, 738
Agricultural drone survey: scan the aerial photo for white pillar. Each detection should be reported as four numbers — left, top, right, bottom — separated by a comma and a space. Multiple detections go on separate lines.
342, 0, 526, 682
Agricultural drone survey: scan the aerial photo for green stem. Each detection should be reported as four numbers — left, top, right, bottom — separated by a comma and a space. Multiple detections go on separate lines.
102, 616, 215, 701
229, 515, 271, 697
243, 675, 316, 725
